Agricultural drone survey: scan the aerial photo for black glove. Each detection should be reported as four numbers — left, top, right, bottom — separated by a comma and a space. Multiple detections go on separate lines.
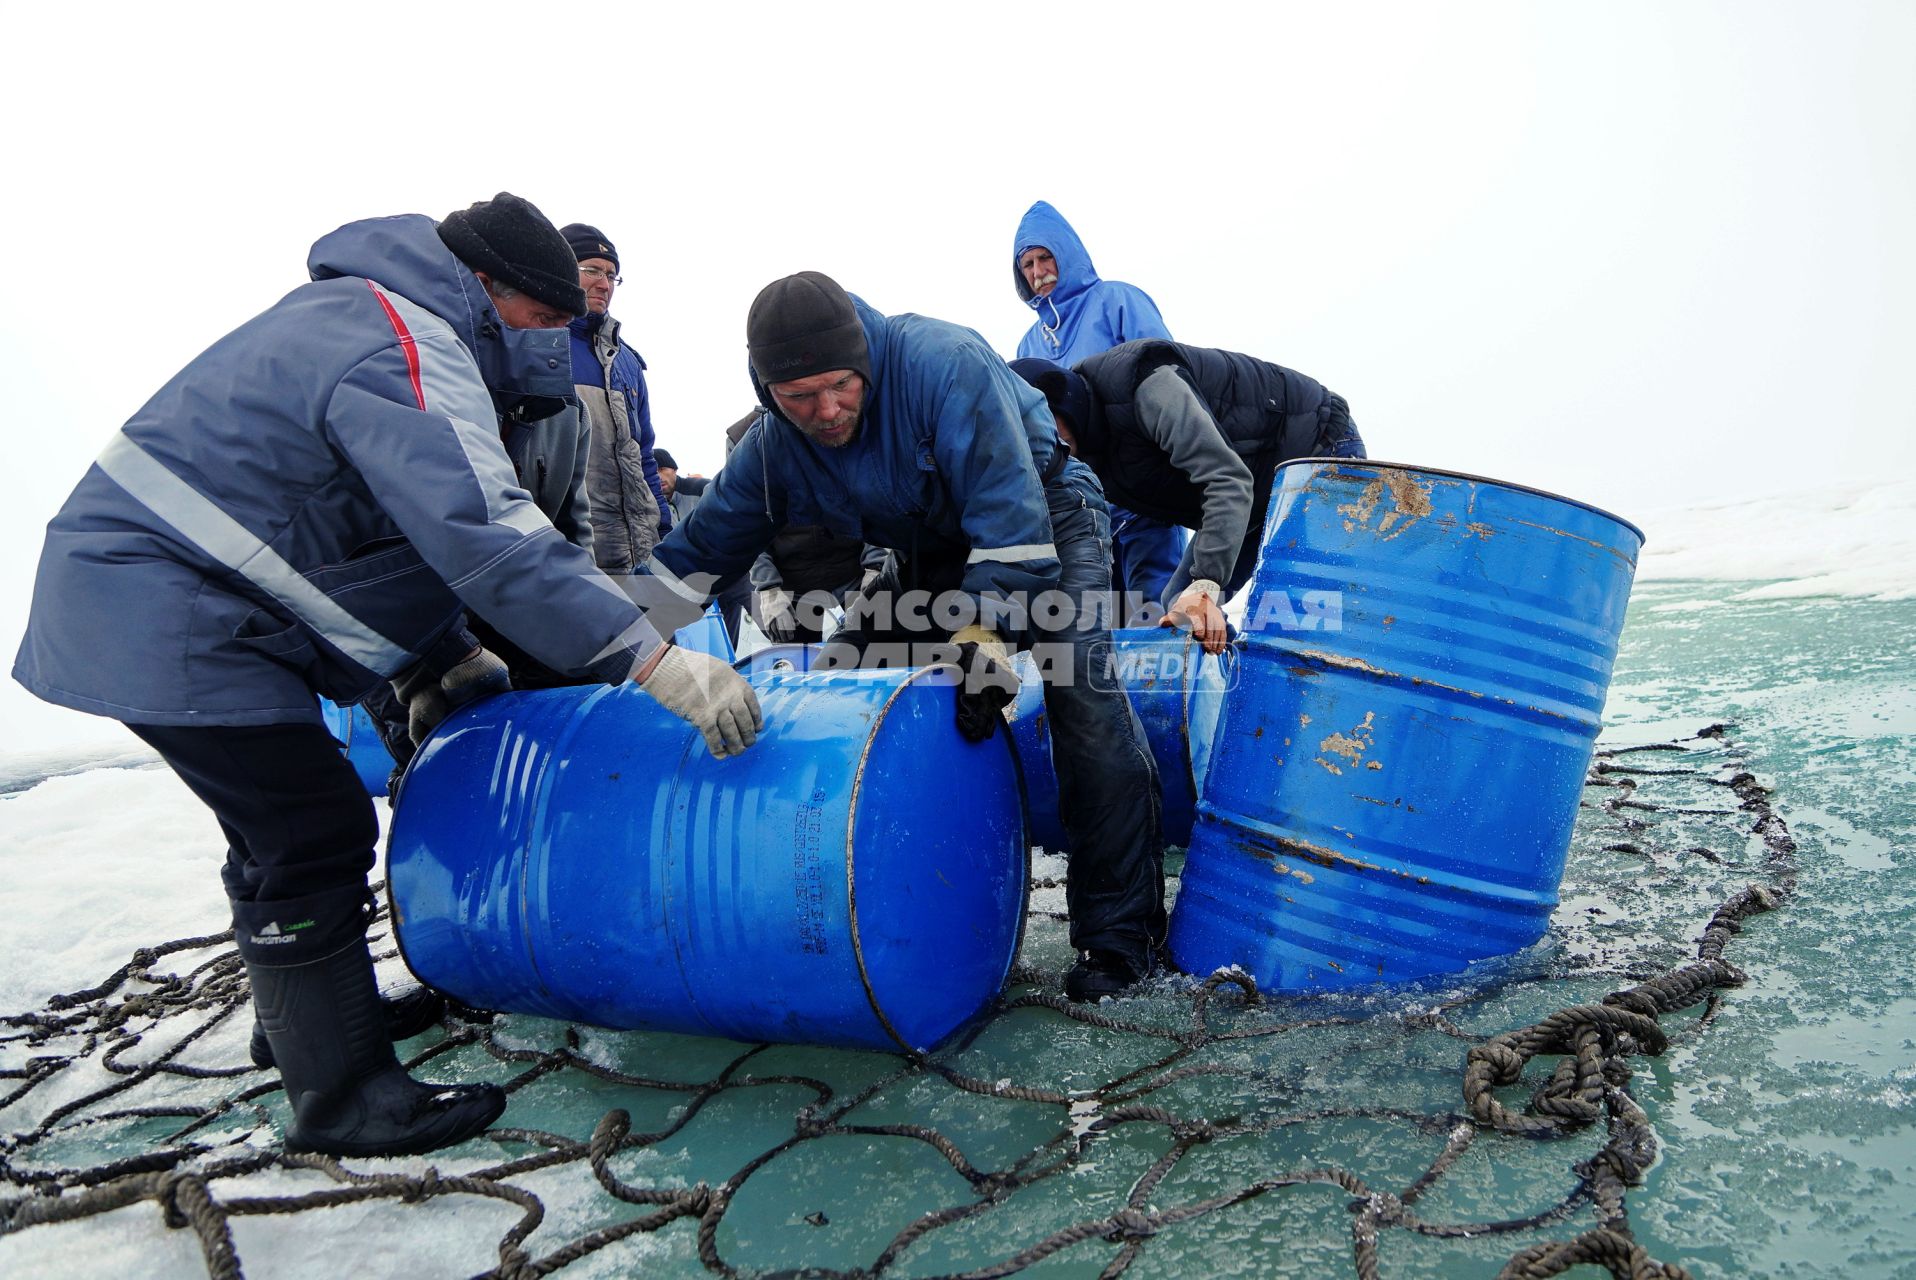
391, 645, 510, 744
952, 639, 1019, 742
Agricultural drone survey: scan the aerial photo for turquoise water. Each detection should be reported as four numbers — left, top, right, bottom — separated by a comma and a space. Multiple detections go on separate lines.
1589, 582, 1916, 1279
2, 579, 1911, 1278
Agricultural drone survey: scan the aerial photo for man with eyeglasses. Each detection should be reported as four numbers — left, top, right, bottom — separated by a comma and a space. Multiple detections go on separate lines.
12, 193, 761, 1160
560, 223, 674, 575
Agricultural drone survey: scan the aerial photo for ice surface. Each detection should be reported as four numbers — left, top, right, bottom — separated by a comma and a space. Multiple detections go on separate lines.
4, 533, 1914, 1277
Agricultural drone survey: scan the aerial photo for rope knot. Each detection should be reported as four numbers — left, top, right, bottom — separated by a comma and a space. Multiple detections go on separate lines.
1470, 1041, 1529, 1086
402, 1168, 442, 1202
1171, 1118, 1217, 1144
590, 1109, 632, 1158
155, 1170, 196, 1230
1103, 1207, 1158, 1242
1602, 990, 1660, 1019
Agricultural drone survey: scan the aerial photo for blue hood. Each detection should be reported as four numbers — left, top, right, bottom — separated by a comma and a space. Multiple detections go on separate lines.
307, 214, 573, 410
1012, 200, 1101, 312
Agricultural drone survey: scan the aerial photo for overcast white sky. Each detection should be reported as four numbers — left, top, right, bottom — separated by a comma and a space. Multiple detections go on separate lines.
3, 1, 1911, 748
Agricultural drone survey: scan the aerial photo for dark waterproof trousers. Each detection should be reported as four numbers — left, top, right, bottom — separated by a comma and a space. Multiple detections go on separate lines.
824, 461, 1167, 970
129, 721, 379, 904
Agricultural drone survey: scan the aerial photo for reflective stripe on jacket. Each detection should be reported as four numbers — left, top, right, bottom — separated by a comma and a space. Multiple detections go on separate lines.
14, 214, 657, 726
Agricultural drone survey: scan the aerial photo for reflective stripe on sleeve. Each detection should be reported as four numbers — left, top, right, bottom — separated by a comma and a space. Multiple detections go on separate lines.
966, 542, 1058, 565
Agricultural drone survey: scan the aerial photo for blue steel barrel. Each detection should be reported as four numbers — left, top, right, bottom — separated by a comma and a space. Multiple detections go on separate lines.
1007, 629, 1236, 852
317, 697, 394, 798
386, 666, 1027, 1053
1168, 460, 1643, 992
735, 642, 823, 676
672, 604, 736, 662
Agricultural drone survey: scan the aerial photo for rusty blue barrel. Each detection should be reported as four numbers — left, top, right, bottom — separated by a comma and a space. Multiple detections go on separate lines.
1007, 629, 1236, 851
1167, 460, 1643, 991
317, 696, 393, 798
386, 666, 1027, 1052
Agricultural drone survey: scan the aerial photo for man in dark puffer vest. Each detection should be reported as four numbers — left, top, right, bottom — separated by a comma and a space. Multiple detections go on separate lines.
1011, 340, 1364, 652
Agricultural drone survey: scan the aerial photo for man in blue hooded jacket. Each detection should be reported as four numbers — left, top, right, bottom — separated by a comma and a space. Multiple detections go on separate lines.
649, 272, 1167, 1002
13, 194, 761, 1158
1012, 200, 1186, 613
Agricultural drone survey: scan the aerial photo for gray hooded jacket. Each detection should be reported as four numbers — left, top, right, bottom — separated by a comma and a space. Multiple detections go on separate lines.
572, 313, 661, 573
13, 213, 661, 726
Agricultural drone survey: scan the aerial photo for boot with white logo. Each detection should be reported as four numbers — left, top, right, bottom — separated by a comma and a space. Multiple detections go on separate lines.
233, 886, 504, 1157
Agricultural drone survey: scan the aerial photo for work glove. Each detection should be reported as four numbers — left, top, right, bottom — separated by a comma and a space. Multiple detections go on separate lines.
836, 562, 889, 634
639, 645, 764, 757
755, 586, 800, 644
391, 645, 511, 744
948, 625, 1020, 743
1161, 579, 1229, 655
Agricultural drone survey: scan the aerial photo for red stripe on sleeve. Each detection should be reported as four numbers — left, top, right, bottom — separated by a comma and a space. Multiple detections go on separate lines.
365, 280, 427, 410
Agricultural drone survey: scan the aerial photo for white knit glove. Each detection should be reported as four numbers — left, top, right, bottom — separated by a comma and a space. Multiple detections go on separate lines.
638, 646, 764, 757
755, 586, 799, 643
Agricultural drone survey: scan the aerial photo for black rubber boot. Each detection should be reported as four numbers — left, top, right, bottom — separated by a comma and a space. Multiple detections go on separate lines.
234, 887, 505, 1157
248, 984, 446, 1070
1064, 949, 1153, 1003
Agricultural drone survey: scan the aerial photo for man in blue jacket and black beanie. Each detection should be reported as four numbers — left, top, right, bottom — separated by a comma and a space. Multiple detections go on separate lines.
13, 193, 761, 1158
648, 271, 1167, 1002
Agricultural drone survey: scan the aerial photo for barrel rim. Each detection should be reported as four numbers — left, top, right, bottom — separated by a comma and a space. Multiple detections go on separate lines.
845, 665, 1032, 1055
1277, 457, 1646, 545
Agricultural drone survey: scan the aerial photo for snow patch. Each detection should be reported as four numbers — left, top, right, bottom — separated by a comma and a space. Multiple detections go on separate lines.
1635, 478, 1916, 601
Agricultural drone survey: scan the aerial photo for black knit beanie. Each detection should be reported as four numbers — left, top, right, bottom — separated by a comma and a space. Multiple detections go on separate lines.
438, 193, 588, 317
561, 223, 619, 271
1009, 357, 1092, 437
651, 448, 678, 471
747, 271, 871, 387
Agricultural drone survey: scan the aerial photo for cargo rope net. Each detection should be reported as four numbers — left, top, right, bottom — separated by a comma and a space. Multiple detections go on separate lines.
1, 724, 1795, 1280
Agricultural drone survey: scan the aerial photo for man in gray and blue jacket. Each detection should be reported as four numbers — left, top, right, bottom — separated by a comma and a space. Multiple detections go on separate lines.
12, 194, 760, 1158
560, 222, 674, 572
